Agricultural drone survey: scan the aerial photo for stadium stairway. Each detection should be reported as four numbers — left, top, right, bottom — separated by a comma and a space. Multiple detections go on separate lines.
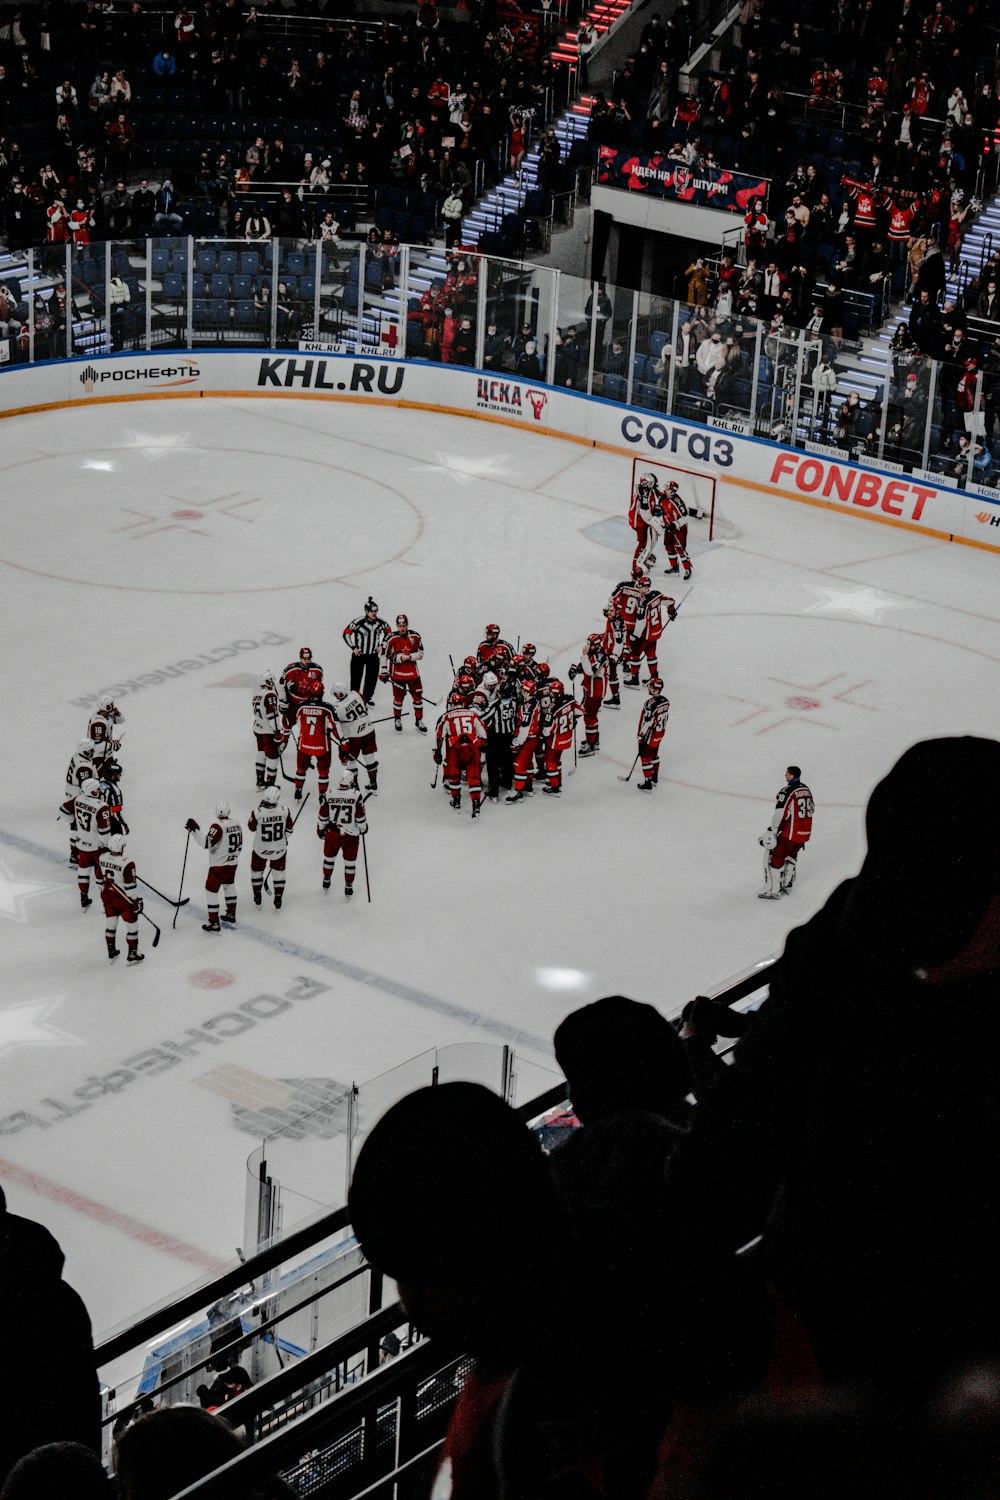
826, 194, 1000, 420
459, 93, 595, 251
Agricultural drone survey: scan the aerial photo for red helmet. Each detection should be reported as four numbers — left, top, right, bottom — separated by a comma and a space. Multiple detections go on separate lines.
548, 678, 564, 695
485, 623, 500, 638
648, 676, 664, 692
463, 655, 478, 673
455, 673, 476, 697
535, 661, 550, 679
522, 642, 536, 655
521, 678, 537, 696
635, 573, 651, 588
299, 646, 313, 661
587, 633, 602, 646
448, 689, 466, 707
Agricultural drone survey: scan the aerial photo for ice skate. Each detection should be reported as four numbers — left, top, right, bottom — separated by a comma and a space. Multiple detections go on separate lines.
127, 949, 144, 964
542, 784, 561, 796
253, 890, 262, 906
505, 790, 524, 803
579, 741, 598, 757
416, 721, 427, 733
637, 779, 654, 791
273, 891, 283, 909
394, 718, 402, 732
345, 883, 354, 897
203, 917, 221, 932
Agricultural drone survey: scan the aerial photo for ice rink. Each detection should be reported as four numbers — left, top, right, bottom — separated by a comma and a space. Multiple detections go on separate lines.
4, 393, 1000, 1338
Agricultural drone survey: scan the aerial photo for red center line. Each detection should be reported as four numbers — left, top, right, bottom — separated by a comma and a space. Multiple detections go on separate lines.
0, 1155, 229, 1273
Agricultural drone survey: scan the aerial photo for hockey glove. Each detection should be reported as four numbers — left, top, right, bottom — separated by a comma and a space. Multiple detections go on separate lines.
567, 664, 579, 680
132, 897, 143, 916
433, 750, 442, 764
185, 818, 200, 833
379, 672, 389, 684
760, 830, 777, 850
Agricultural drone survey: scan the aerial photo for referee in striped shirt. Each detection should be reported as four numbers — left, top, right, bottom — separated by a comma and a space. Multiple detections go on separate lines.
342, 597, 391, 702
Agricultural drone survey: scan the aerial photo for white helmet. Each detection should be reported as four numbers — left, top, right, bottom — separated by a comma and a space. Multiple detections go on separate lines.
639, 471, 657, 487
77, 739, 94, 758
81, 778, 101, 798
96, 694, 117, 714
339, 773, 356, 790
217, 801, 231, 818
260, 786, 281, 806
481, 671, 498, 690
260, 672, 275, 689
331, 682, 349, 700
105, 833, 126, 855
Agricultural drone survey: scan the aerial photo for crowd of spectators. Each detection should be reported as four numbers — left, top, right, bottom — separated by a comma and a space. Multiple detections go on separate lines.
581, 0, 1000, 476
0, 0, 561, 253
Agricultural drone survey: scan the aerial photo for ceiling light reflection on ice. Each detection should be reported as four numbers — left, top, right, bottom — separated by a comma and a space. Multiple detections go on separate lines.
534, 967, 589, 992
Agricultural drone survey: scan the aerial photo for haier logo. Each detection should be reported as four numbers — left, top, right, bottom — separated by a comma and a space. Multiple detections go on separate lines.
975, 510, 1000, 527
476, 379, 547, 421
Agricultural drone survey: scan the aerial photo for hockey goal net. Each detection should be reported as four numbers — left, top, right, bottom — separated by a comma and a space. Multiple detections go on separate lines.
629, 458, 738, 542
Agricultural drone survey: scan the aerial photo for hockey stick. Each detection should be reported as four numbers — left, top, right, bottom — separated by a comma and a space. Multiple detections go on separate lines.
617, 750, 642, 784
264, 794, 310, 893
138, 907, 161, 948
430, 760, 441, 789
361, 833, 371, 903
173, 830, 191, 930
137, 875, 190, 909
369, 710, 408, 727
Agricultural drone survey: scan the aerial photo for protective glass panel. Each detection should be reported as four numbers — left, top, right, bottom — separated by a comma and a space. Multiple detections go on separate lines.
149, 235, 188, 350
71, 239, 108, 363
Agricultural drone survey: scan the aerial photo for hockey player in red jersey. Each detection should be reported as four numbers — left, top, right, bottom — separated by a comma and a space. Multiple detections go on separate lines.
636, 678, 670, 790
280, 647, 324, 728
568, 635, 608, 756
248, 785, 294, 909
87, 695, 124, 771
329, 683, 378, 794
477, 623, 516, 668
434, 692, 488, 817
252, 671, 286, 787
611, 570, 648, 685
660, 480, 692, 579
630, 470, 663, 571
626, 576, 677, 687
185, 802, 243, 931
295, 695, 338, 801
759, 765, 814, 898
67, 778, 112, 908
317, 775, 369, 895
539, 679, 583, 796
382, 614, 427, 733
98, 833, 144, 962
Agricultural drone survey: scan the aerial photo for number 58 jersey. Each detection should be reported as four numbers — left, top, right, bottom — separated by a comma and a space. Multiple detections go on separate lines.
248, 805, 293, 860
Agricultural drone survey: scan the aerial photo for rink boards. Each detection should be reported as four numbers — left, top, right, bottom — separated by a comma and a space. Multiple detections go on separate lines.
2, 349, 999, 556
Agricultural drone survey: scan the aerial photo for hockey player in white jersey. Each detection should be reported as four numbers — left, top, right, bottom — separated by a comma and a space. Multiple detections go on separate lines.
98, 833, 144, 963
185, 802, 243, 932
247, 785, 294, 909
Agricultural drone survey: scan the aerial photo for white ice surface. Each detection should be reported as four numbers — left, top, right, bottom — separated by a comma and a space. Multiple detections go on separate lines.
3, 396, 1000, 1345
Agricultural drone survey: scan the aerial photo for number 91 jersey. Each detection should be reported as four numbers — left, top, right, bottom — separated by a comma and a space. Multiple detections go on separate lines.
207, 817, 243, 869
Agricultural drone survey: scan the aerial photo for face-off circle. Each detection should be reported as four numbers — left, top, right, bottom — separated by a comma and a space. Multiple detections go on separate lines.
190, 969, 236, 990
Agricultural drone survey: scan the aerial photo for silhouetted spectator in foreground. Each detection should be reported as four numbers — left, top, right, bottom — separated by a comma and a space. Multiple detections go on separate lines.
664, 735, 1000, 1392
0, 1187, 100, 1485
0, 1442, 111, 1500
114, 1406, 293, 1500
349, 1081, 671, 1500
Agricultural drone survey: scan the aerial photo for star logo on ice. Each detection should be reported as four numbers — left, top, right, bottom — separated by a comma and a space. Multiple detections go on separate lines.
0, 997, 78, 1060
120, 429, 192, 461
0, 858, 63, 923
421, 451, 516, 486
804, 584, 913, 622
